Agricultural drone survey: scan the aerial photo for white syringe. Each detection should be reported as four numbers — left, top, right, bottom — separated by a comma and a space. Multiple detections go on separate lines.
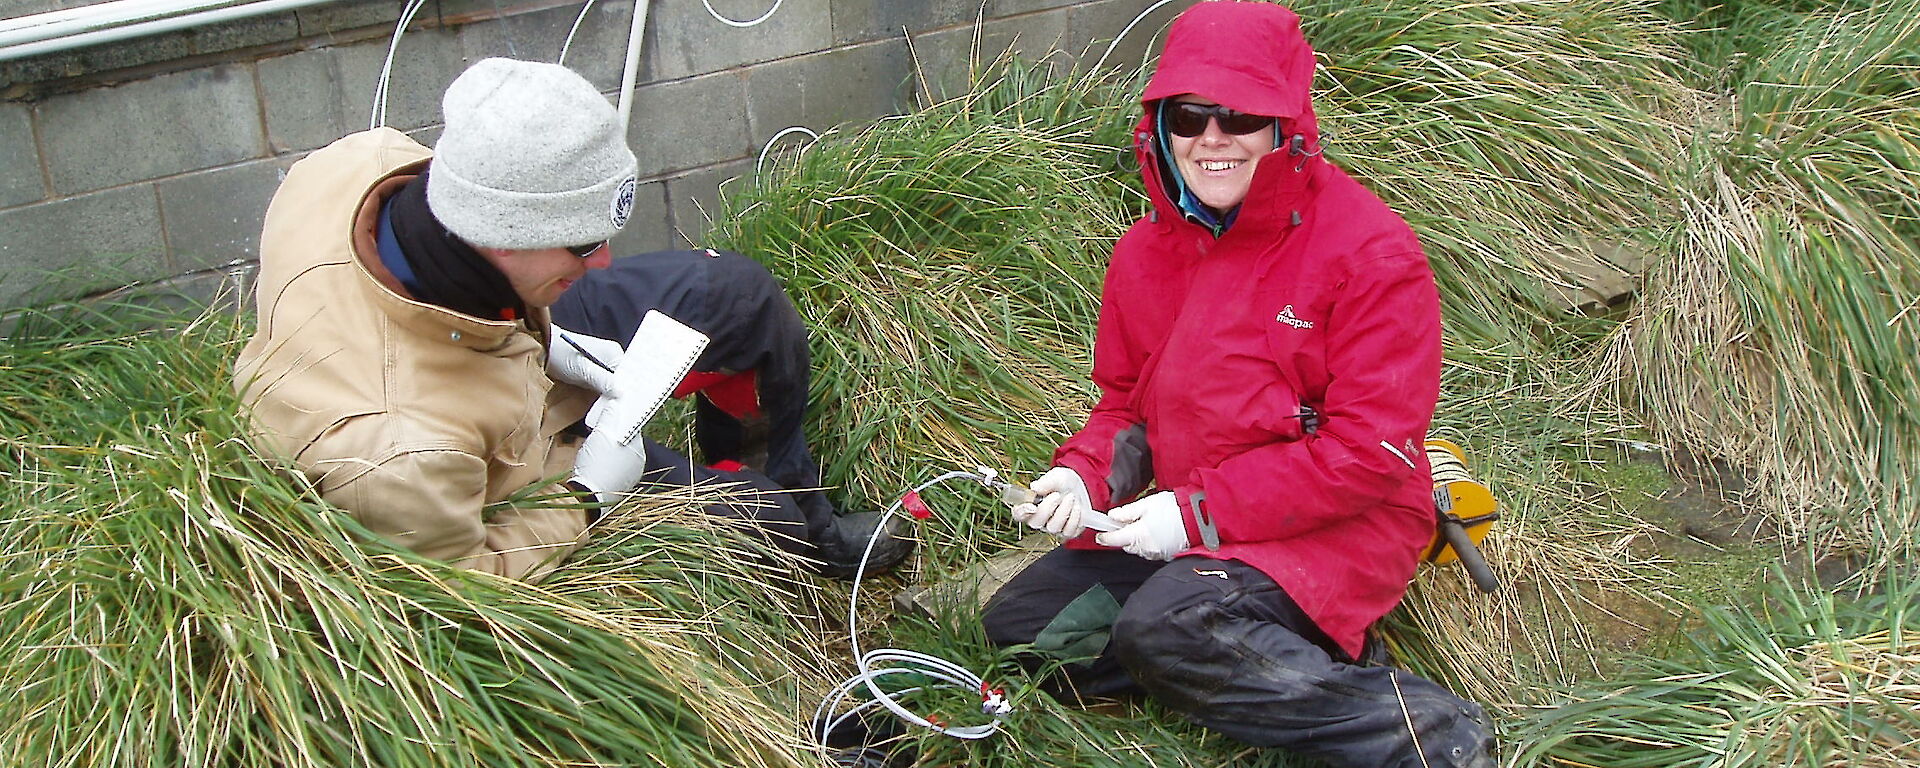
978, 467, 1121, 533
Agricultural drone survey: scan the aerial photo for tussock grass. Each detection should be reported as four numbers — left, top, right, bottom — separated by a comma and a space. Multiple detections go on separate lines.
1515, 572, 1920, 767
1597, 0, 1920, 569
0, 305, 820, 767
710, 58, 1140, 570
1302, 0, 1692, 344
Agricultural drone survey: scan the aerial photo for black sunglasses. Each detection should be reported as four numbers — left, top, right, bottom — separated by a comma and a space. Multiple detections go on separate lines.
564, 241, 608, 258
1165, 102, 1274, 138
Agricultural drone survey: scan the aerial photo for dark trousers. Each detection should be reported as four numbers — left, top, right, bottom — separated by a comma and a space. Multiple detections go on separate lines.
551, 249, 838, 553
983, 548, 1497, 768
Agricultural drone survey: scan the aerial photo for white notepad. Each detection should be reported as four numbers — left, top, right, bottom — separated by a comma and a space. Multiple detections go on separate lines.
589, 310, 710, 446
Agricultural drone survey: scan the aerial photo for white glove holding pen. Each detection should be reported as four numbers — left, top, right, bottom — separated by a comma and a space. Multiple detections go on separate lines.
547, 324, 625, 393
1011, 466, 1093, 538
552, 312, 709, 439
1095, 491, 1190, 561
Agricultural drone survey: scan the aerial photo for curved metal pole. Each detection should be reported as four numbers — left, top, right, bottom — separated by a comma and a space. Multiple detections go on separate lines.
615, 0, 650, 134
0, 0, 340, 62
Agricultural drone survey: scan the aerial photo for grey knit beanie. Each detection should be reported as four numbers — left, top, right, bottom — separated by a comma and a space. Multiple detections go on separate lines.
428, 58, 639, 250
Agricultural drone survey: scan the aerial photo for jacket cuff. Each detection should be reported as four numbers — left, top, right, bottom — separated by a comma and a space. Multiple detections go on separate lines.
1176, 487, 1219, 550
564, 479, 604, 524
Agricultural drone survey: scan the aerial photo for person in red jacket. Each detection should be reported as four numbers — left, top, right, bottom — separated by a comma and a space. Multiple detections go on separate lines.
980, 3, 1495, 766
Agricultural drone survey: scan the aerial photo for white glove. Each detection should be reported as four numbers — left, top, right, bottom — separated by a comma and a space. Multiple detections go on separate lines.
1095, 491, 1190, 561
570, 429, 648, 508
547, 324, 625, 393
1010, 466, 1092, 538
559, 312, 710, 440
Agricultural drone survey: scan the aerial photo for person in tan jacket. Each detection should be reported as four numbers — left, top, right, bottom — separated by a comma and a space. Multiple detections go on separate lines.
233, 57, 911, 581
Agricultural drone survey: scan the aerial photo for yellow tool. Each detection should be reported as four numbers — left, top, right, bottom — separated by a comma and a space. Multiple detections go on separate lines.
1423, 438, 1501, 593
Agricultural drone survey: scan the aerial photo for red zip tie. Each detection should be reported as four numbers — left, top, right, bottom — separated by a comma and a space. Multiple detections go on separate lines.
903, 491, 932, 520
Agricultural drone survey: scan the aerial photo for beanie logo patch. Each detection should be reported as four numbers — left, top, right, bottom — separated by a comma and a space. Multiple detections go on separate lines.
611, 176, 637, 230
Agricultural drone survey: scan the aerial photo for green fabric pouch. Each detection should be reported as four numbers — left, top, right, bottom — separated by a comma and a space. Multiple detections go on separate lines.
1032, 585, 1123, 663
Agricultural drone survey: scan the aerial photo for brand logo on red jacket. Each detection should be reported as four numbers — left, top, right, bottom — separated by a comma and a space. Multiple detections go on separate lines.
1276, 304, 1315, 329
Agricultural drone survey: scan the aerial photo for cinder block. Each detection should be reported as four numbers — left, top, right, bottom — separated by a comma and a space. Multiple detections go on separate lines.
158, 157, 294, 272
1067, 0, 1191, 73
646, 0, 832, 81
259, 31, 465, 154
89, 262, 256, 319
0, 185, 167, 309
664, 159, 749, 247
257, 48, 339, 154
458, 2, 629, 89
829, 0, 980, 45
39, 63, 264, 195
0, 102, 46, 208
907, 7, 1072, 104
625, 72, 750, 176
404, 124, 442, 147
608, 177, 673, 253
745, 38, 910, 141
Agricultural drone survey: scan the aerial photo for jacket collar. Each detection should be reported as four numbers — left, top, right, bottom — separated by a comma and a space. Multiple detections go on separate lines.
348, 162, 533, 353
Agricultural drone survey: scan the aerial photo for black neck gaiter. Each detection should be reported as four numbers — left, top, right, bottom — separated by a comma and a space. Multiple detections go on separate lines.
386, 170, 527, 322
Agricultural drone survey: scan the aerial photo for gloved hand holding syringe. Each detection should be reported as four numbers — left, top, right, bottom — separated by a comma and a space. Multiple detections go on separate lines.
977, 466, 1119, 535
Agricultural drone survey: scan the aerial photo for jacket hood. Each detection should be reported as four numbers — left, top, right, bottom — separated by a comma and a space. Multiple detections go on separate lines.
1142, 2, 1320, 142
1135, 2, 1324, 235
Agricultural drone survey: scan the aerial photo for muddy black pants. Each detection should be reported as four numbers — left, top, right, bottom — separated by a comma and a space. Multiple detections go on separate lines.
551, 249, 838, 555
983, 548, 1497, 768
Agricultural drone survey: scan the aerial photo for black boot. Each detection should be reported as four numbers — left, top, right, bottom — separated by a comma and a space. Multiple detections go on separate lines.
815, 706, 916, 768
813, 510, 916, 579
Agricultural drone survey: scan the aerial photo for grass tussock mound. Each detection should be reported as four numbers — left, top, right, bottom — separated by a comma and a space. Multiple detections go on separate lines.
1599, 0, 1920, 567
0, 307, 822, 767
1517, 572, 1920, 767
710, 63, 1138, 567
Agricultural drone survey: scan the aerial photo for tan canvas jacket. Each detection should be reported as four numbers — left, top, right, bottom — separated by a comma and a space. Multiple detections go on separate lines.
234, 128, 594, 580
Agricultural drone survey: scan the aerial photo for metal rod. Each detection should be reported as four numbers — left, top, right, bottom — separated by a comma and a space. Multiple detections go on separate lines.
0, 0, 348, 62
615, 0, 650, 134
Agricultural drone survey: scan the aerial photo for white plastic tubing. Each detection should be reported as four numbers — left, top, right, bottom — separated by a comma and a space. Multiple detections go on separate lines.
0, 0, 343, 62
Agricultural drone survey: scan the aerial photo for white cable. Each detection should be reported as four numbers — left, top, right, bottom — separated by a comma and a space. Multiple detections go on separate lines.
1427, 448, 1474, 486
1090, 0, 1179, 73
1390, 670, 1434, 768
814, 470, 1013, 753
556, 0, 599, 66
370, 0, 433, 130
754, 126, 819, 178
700, 0, 782, 28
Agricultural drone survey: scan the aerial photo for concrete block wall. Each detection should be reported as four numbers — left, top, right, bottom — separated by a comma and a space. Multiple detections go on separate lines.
0, 0, 1196, 311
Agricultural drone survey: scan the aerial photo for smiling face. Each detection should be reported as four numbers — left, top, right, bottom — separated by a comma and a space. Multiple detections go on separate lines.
474, 242, 612, 308
1167, 95, 1277, 212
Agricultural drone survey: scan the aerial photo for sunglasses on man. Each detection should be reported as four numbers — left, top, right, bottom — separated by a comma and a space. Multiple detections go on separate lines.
565, 241, 608, 258
1165, 102, 1275, 138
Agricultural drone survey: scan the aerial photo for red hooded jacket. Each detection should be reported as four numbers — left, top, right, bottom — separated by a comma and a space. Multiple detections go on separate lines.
1053, 1, 1442, 659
